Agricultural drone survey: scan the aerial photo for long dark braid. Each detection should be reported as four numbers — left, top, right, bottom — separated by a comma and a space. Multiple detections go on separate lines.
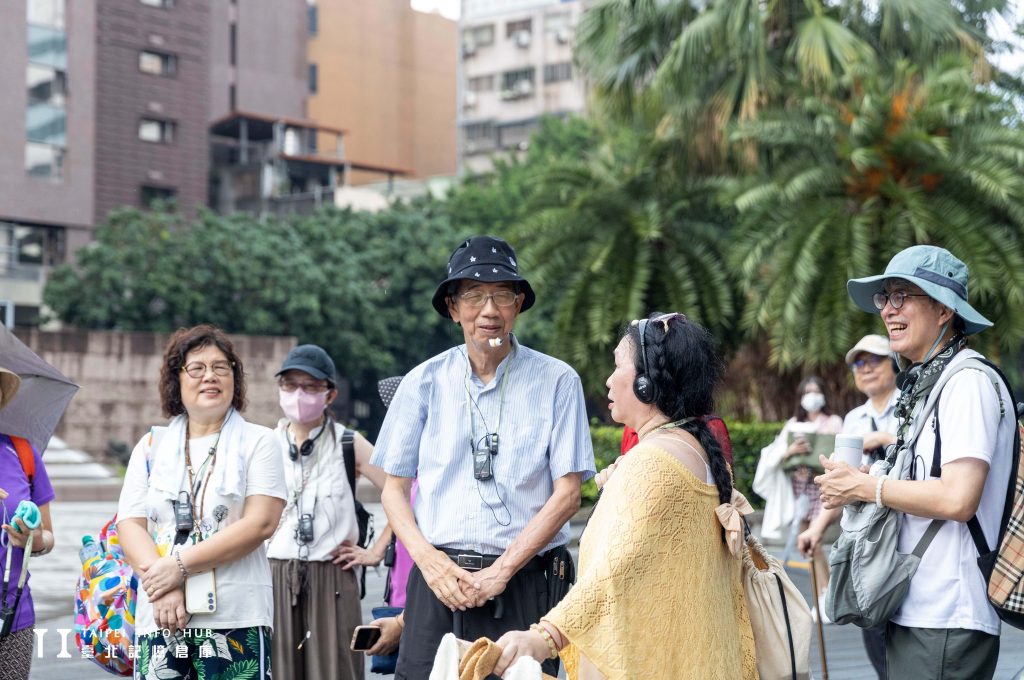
628, 313, 733, 505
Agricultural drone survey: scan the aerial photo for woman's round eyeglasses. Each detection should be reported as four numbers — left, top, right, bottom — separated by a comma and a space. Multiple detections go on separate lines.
181, 361, 234, 379
872, 291, 929, 310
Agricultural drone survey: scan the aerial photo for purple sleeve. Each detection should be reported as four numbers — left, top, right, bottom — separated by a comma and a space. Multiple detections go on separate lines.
30, 446, 56, 506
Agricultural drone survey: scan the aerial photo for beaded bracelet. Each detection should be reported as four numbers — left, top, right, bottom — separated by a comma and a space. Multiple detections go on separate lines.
174, 551, 189, 580
529, 624, 559, 660
875, 477, 887, 509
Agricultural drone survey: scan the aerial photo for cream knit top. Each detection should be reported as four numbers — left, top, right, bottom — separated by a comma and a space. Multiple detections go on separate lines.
545, 443, 758, 680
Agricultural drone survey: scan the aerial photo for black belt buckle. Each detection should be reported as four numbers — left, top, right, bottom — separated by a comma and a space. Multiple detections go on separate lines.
456, 554, 484, 571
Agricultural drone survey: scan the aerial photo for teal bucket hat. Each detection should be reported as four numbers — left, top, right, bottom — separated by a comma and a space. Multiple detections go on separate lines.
847, 245, 992, 336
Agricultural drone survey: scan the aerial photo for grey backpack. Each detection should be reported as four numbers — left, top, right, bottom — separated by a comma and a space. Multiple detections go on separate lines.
824, 358, 1002, 628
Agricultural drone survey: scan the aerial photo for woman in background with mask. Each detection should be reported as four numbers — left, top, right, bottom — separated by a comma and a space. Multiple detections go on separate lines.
753, 376, 842, 602
266, 345, 388, 680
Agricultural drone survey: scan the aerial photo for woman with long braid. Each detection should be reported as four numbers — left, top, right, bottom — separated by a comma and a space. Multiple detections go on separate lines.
493, 312, 756, 679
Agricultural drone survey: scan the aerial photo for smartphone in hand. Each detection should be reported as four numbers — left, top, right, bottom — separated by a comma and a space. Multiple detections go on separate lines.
350, 625, 382, 651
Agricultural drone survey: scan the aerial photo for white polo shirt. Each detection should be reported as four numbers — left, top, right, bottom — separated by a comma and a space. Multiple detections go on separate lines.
842, 389, 899, 466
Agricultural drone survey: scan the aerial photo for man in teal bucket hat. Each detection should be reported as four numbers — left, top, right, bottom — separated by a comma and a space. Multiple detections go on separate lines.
816, 245, 1015, 680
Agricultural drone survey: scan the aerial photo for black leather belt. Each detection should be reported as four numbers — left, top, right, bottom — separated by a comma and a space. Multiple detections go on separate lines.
436, 547, 546, 572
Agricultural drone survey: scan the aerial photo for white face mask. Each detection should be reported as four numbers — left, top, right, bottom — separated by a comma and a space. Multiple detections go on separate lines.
801, 392, 826, 414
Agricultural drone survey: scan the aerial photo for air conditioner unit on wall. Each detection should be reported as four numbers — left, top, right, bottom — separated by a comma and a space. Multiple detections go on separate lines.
514, 30, 531, 48
515, 79, 533, 96
464, 91, 478, 108
462, 40, 476, 57
555, 28, 571, 45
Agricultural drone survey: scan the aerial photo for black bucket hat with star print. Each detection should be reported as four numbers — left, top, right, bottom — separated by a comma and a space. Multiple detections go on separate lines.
432, 236, 536, 318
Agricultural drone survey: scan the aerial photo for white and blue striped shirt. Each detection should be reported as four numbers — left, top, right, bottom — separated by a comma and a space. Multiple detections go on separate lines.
372, 336, 595, 555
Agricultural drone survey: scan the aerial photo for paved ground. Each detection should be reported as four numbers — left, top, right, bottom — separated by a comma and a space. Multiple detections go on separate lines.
24, 501, 1024, 678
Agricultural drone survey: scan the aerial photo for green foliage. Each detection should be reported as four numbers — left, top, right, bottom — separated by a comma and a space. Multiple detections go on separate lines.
728, 57, 1024, 368
582, 424, 625, 504
726, 420, 783, 508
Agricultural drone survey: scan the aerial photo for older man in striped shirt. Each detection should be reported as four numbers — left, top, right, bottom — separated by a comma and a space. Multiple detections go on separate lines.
371, 235, 595, 679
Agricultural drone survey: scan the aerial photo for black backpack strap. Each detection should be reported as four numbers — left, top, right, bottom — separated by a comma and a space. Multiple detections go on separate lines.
929, 357, 1019, 560
772, 572, 798, 680
341, 425, 357, 505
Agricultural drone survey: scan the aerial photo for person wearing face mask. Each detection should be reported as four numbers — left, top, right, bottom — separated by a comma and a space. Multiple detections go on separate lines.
266, 344, 389, 680
753, 376, 842, 595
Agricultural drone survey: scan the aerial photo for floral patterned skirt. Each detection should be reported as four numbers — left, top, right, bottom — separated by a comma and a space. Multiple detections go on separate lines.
135, 626, 271, 680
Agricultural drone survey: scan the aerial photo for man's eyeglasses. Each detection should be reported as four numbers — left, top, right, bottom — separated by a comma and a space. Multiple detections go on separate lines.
850, 355, 885, 373
872, 291, 930, 310
458, 290, 519, 308
278, 379, 330, 394
181, 361, 234, 379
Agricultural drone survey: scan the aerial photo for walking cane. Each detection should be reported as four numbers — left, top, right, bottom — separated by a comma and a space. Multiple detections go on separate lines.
808, 553, 829, 680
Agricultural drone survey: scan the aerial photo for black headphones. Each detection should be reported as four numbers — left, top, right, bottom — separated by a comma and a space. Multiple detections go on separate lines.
633, 318, 657, 404
288, 419, 329, 461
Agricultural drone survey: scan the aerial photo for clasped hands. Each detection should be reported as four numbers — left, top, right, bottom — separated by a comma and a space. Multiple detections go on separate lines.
138, 555, 188, 635
421, 548, 509, 611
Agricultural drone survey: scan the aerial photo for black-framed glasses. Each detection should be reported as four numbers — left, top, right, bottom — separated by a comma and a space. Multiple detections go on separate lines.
850, 355, 885, 373
872, 291, 929, 310
277, 378, 329, 394
458, 290, 519, 308
181, 361, 234, 379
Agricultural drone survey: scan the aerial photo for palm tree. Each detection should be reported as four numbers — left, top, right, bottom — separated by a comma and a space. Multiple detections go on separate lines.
575, 0, 1001, 166
510, 124, 735, 391
728, 56, 1024, 369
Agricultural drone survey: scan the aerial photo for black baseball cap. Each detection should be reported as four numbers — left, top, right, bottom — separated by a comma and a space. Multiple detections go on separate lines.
276, 344, 336, 386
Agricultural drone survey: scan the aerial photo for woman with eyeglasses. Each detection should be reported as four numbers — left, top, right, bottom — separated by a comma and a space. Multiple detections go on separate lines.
753, 375, 843, 605
117, 325, 287, 680
493, 313, 757, 679
265, 344, 388, 680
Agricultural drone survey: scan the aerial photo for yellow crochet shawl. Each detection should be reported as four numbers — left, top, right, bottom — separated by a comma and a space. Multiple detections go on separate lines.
545, 443, 758, 680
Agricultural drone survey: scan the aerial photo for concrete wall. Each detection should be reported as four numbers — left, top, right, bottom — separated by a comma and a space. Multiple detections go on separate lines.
0, 0, 95, 234
13, 328, 296, 457
308, 0, 457, 182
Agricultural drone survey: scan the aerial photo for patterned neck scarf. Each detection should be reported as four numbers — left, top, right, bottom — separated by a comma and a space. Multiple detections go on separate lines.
893, 332, 969, 449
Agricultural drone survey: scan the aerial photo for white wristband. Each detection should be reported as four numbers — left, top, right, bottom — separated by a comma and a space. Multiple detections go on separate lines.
875, 477, 887, 509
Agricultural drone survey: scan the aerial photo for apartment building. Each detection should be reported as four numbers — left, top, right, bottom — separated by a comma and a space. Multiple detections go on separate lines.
0, 0, 94, 326
459, 0, 586, 174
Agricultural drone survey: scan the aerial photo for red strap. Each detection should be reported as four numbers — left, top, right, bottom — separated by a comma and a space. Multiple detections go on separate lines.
10, 435, 35, 487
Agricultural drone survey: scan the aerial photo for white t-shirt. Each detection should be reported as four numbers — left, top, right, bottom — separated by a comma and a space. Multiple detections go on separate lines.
117, 422, 287, 635
265, 419, 359, 562
893, 350, 1015, 635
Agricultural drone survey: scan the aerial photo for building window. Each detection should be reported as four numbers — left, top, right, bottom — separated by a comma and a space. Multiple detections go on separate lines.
26, 102, 65, 146
543, 62, 572, 84
139, 50, 177, 76
498, 119, 539, 150
138, 118, 176, 144
140, 185, 177, 207
27, 0, 65, 28
138, 0, 174, 8
229, 23, 237, 67
502, 68, 535, 92
463, 121, 496, 152
308, 63, 318, 94
462, 24, 494, 48
24, 142, 64, 179
506, 18, 532, 38
467, 75, 495, 93
228, 84, 236, 111
544, 12, 570, 32
27, 64, 67, 106
307, 2, 318, 36
28, 25, 67, 70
